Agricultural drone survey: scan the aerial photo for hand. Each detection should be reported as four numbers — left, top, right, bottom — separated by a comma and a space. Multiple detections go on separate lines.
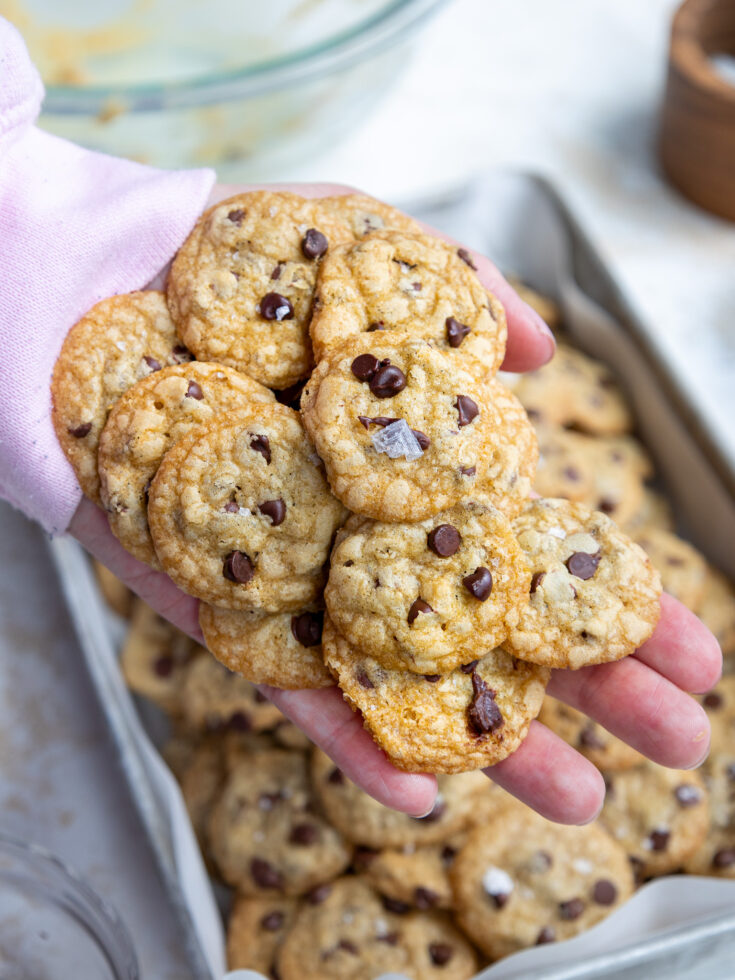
70, 183, 722, 825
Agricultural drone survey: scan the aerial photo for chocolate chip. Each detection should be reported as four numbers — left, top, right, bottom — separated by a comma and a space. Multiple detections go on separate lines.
460, 660, 479, 673
68, 422, 92, 438
579, 723, 605, 749
559, 897, 585, 920
259, 292, 294, 321
336, 940, 358, 955
418, 799, 447, 823
351, 353, 381, 381
599, 498, 616, 514
531, 850, 553, 872
171, 344, 193, 363
457, 247, 477, 269
412, 429, 431, 450
382, 896, 411, 914
674, 784, 702, 807
358, 415, 399, 429
703, 692, 723, 709
429, 943, 454, 966
713, 848, 735, 868
370, 363, 407, 398
530, 571, 546, 593
228, 208, 245, 223
143, 355, 162, 372
414, 887, 439, 910
467, 672, 503, 735
258, 791, 282, 810
270, 263, 283, 281
224, 500, 239, 513
352, 847, 378, 871
455, 395, 479, 427
563, 466, 581, 482
423, 674, 441, 683
357, 669, 374, 689
261, 911, 284, 931
536, 926, 556, 944
254, 690, 269, 703
227, 710, 252, 731
185, 380, 203, 399
377, 932, 399, 945
460, 465, 476, 477
406, 598, 434, 626
357, 415, 371, 429
463, 567, 493, 601
592, 880, 618, 905
307, 883, 332, 904
648, 829, 670, 851
290, 611, 323, 648
301, 228, 329, 259
366, 321, 385, 332
566, 551, 601, 580
489, 890, 510, 909
258, 498, 286, 526
441, 845, 457, 864
251, 858, 283, 889
290, 823, 317, 845
428, 524, 461, 557
153, 655, 173, 678
327, 767, 344, 785
250, 434, 271, 463
445, 316, 471, 348
223, 551, 254, 584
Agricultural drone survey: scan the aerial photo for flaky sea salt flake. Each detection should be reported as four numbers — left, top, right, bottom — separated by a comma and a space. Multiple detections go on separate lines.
371, 419, 424, 461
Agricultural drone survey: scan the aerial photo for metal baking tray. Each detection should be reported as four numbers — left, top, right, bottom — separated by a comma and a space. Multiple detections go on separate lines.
48, 171, 735, 980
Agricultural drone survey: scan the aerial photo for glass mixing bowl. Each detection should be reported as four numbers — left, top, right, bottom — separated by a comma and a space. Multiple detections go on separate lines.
5, 0, 446, 176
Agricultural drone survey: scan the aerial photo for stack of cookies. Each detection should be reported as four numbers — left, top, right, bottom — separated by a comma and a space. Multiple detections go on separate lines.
52, 190, 666, 777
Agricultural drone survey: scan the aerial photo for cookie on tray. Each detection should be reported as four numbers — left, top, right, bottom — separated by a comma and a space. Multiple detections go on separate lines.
198, 602, 332, 690
310, 748, 493, 849
538, 698, 644, 772
147, 403, 347, 612
227, 894, 301, 973
276, 877, 478, 980
598, 762, 709, 880
167, 191, 353, 389
696, 567, 735, 656
451, 806, 634, 960
93, 561, 134, 619
52, 291, 192, 502
622, 486, 675, 535
300, 335, 501, 522
360, 839, 463, 912
323, 619, 548, 773
512, 342, 633, 436
325, 503, 531, 674
207, 748, 352, 896
633, 527, 709, 611
98, 362, 274, 566
309, 229, 507, 373
179, 652, 283, 733
503, 498, 662, 669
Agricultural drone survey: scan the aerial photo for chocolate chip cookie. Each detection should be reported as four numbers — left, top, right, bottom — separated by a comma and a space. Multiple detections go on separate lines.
451, 805, 634, 960
198, 602, 332, 690
179, 652, 283, 733
538, 697, 644, 772
301, 335, 499, 522
227, 894, 300, 973
147, 403, 346, 611
52, 290, 191, 502
695, 567, 735, 657
633, 527, 709, 611
323, 618, 548, 773
325, 503, 530, 674
309, 229, 507, 373
98, 362, 274, 566
360, 839, 463, 912
504, 498, 662, 669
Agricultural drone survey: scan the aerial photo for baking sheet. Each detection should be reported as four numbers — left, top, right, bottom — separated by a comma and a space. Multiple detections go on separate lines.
50, 170, 735, 980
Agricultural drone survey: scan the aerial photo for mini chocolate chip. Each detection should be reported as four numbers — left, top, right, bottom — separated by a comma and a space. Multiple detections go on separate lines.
423, 674, 441, 683
327, 767, 344, 785
228, 208, 245, 223
418, 799, 447, 823
674, 784, 702, 807
382, 896, 411, 914
336, 940, 358, 955
441, 845, 457, 864
713, 848, 735, 868
357, 669, 374, 689
428, 524, 462, 557
251, 858, 283, 890
143, 355, 162, 372
357, 415, 371, 429
566, 551, 601, 580
291, 611, 323, 648
250, 434, 271, 463
455, 395, 479, 426
467, 672, 503, 735
536, 926, 556, 944
530, 571, 546, 593
172, 344, 193, 362
457, 247, 477, 269
260, 292, 294, 321
261, 911, 284, 931
68, 422, 92, 438
377, 932, 399, 945
563, 466, 581, 482
412, 429, 431, 450
463, 567, 493, 601
224, 500, 240, 513
259, 498, 286, 526
290, 823, 317, 845
460, 660, 479, 673
223, 551, 254, 584
490, 890, 510, 909
270, 263, 283, 281
407, 599, 433, 624
307, 883, 332, 904
364, 415, 400, 428
579, 723, 605, 750
703, 692, 723, 709
460, 465, 476, 477
301, 228, 329, 259
153, 655, 173, 678
351, 353, 381, 381
228, 710, 252, 731
366, 321, 385, 332
592, 880, 618, 905
446, 316, 471, 348
559, 897, 585, 920
370, 363, 407, 398
185, 380, 203, 399
599, 498, 616, 514
413, 886, 439, 910
648, 829, 670, 851
429, 943, 454, 966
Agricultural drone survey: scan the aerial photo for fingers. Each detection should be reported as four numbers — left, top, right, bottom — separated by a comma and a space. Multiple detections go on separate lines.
485, 720, 605, 825
68, 498, 202, 641
548, 656, 711, 770
261, 685, 438, 817
633, 592, 722, 693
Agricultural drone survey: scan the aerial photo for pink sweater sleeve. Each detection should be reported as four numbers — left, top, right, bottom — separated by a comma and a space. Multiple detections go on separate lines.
0, 19, 216, 534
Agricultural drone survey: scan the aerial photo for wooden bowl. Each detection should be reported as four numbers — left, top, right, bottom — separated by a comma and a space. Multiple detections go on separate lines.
659, 0, 735, 221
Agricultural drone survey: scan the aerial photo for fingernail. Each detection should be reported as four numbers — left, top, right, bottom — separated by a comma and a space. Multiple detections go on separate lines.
682, 731, 711, 770
525, 303, 556, 357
